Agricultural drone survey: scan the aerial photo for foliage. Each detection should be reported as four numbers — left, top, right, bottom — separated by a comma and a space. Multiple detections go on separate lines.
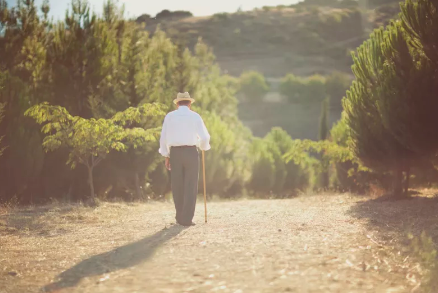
342, 0, 438, 196
238, 71, 270, 102
0, 0, 265, 202
200, 111, 252, 197
279, 74, 308, 103
378, 0, 438, 163
25, 102, 165, 199
280, 71, 350, 106
280, 74, 327, 104
249, 128, 311, 196
4, 0, 438, 203
265, 128, 311, 195
329, 116, 375, 192
343, 25, 416, 196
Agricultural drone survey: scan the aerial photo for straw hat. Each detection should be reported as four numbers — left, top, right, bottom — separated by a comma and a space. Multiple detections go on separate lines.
173, 92, 195, 105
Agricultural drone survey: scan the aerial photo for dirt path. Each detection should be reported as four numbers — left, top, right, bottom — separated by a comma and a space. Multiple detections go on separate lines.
1, 195, 422, 293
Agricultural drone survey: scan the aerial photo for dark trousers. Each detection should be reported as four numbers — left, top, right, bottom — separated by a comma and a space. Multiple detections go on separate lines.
170, 147, 199, 225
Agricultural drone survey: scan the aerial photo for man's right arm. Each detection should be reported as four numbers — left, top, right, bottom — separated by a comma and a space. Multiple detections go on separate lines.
196, 115, 211, 151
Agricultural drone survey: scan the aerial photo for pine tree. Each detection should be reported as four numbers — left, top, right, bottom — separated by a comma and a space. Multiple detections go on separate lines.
373, 1, 438, 193
0, 0, 49, 202
343, 27, 415, 197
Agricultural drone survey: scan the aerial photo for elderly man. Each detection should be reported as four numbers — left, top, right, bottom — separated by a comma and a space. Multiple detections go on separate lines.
159, 92, 211, 226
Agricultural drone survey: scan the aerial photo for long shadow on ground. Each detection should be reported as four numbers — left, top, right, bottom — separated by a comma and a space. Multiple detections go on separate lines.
348, 194, 438, 246
43, 225, 186, 292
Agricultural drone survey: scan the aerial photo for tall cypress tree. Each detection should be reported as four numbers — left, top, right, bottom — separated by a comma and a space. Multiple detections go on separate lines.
318, 98, 330, 188
344, 27, 416, 197
386, 0, 438, 159
375, 1, 438, 193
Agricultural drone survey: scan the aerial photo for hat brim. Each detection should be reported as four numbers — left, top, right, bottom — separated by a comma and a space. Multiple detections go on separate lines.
173, 97, 195, 105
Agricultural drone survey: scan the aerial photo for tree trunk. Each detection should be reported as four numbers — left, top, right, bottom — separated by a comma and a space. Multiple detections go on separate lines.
88, 166, 95, 199
404, 166, 411, 196
393, 164, 403, 198
134, 172, 143, 199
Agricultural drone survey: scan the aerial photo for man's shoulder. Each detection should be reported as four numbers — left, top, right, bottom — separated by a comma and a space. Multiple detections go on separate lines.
166, 109, 202, 119
189, 110, 202, 118
165, 110, 178, 118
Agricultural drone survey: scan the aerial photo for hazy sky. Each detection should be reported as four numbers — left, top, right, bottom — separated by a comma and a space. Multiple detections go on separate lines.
6, 0, 301, 19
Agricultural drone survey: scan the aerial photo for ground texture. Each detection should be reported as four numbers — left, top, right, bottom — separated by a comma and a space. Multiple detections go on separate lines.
2, 194, 436, 293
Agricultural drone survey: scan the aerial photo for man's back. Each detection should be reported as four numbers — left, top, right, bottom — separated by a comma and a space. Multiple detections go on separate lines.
159, 106, 210, 158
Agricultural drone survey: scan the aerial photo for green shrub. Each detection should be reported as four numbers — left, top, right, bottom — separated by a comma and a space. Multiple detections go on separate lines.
266, 128, 312, 195
249, 128, 311, 197
238, 71, 270, 102
280, 74, 326, 103
279, 74, 307, 103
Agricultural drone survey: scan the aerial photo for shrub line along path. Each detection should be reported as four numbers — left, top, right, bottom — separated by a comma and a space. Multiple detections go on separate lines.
0, 195, 422, 292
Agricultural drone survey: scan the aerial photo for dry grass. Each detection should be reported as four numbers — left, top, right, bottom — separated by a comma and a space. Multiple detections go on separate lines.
349, 189, 438, 292
1, 193, 436, 292
0, 201, 173, 292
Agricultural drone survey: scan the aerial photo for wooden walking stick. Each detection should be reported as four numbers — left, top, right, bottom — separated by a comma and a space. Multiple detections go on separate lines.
202, 150, 208, 223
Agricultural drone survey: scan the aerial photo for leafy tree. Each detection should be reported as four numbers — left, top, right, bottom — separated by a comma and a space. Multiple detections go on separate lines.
25, 103, 165, 203
238, 71, 270, 102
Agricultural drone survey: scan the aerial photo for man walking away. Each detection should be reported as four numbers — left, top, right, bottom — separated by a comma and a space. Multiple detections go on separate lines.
159, 92, 211, 226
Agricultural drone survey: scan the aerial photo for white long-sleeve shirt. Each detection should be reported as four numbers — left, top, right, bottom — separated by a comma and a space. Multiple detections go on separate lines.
159, 106, 211, 157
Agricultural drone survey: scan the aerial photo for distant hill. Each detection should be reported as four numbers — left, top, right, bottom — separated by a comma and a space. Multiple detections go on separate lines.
140, 1, 400, 78
138, 0, 401, 138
